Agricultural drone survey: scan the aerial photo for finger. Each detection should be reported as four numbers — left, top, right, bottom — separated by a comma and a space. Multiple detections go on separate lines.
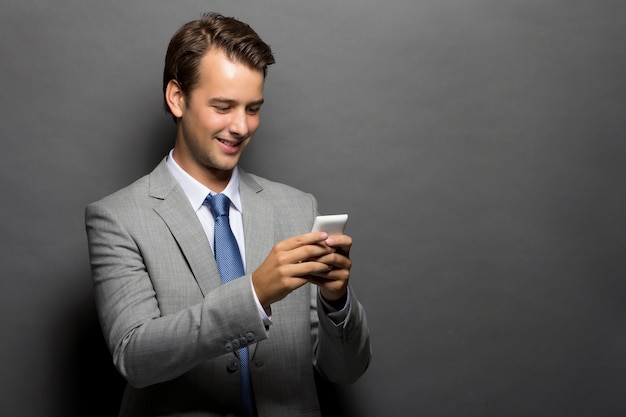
293, 258, 337, 277
312, 251, 351, 271
321, 234, 352, 252
306, 269, 349, 292
278, 232, 330, 252
306, 274, 334, 286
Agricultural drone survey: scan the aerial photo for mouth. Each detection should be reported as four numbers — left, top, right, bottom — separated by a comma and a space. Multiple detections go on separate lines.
217, 137, 243, 153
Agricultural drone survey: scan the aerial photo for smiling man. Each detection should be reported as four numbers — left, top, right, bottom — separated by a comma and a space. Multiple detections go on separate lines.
85, 12, 371, 417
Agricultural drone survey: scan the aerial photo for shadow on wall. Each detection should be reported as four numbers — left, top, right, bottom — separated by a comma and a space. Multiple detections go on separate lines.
52, 294, 125, 417
72, 317, 127, 416
315, 372, 357, 417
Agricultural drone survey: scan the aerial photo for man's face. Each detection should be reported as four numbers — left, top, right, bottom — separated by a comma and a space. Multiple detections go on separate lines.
172, 48, 265, 185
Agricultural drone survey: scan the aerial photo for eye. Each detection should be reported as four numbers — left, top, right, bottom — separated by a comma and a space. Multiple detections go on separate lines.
214, 106, 231, 113
246, 106, 261, 115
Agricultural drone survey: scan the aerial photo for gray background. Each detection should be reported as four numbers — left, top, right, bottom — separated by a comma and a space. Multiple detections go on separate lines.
1, 0, 625, 416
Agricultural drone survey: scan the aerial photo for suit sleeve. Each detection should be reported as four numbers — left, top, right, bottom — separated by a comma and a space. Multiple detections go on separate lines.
312, 286, 372, 384
85, 201, 269, 388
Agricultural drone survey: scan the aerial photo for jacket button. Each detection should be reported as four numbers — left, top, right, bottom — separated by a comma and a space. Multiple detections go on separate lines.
227, 357, 239, 373
239, 336, 248, 347
245, 331, 255, 342
224, 342, 234, 352
232, 338, 241, 349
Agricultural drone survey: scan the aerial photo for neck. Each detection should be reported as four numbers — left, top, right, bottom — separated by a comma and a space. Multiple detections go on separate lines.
171, 149, 233, 193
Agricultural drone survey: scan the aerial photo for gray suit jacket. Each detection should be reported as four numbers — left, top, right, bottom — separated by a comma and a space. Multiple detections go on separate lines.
85, 159, 371, 416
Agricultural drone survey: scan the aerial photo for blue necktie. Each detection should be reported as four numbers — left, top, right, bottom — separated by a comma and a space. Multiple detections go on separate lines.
204, 193, 256, 417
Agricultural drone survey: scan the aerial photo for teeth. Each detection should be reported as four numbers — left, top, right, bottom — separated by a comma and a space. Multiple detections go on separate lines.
219, 139, 238, 146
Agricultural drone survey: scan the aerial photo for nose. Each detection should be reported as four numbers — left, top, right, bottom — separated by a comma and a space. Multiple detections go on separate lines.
229, 109, 249, 138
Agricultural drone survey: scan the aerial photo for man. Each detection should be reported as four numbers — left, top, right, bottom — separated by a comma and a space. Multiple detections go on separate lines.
85, 12, 371, 417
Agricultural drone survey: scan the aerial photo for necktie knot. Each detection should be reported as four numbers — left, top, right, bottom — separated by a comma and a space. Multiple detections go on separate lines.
205, 193, 230, 218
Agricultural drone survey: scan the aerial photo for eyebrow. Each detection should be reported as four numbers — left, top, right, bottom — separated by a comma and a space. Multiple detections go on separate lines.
209, 97, 265, 106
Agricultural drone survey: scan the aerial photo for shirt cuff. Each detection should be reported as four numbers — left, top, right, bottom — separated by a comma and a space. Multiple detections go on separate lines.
251, 277, 273, 327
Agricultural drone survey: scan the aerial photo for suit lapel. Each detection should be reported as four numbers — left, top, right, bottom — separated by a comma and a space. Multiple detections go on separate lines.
239, 169, 276, 272
149, 159, 220, 296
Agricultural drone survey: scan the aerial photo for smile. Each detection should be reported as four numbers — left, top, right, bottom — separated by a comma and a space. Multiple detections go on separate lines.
217, 138, 241, 147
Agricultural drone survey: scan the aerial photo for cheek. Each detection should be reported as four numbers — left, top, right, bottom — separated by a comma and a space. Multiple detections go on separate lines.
200, 112, 228, 132
248, 116, 261, 132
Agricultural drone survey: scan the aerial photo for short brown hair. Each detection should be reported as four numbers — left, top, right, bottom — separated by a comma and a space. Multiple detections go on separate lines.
162, 12, 275, 116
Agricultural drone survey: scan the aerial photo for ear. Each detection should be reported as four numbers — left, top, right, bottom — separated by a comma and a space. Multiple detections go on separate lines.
165, 79, 185, 118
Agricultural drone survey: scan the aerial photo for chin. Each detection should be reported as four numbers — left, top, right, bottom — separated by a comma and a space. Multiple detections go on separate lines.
214, 158, 240, 172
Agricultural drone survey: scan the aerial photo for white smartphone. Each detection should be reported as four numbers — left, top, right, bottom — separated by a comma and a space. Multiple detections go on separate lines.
310, 214, 349, 235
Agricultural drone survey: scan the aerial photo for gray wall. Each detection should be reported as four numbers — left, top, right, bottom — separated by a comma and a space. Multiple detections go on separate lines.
1, 1, 625, 416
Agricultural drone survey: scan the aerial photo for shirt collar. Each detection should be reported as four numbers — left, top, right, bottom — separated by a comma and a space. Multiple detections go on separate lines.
165, 149, 242, 214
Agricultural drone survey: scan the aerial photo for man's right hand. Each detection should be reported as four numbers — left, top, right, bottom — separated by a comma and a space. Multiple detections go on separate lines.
252, 232, 333, 308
